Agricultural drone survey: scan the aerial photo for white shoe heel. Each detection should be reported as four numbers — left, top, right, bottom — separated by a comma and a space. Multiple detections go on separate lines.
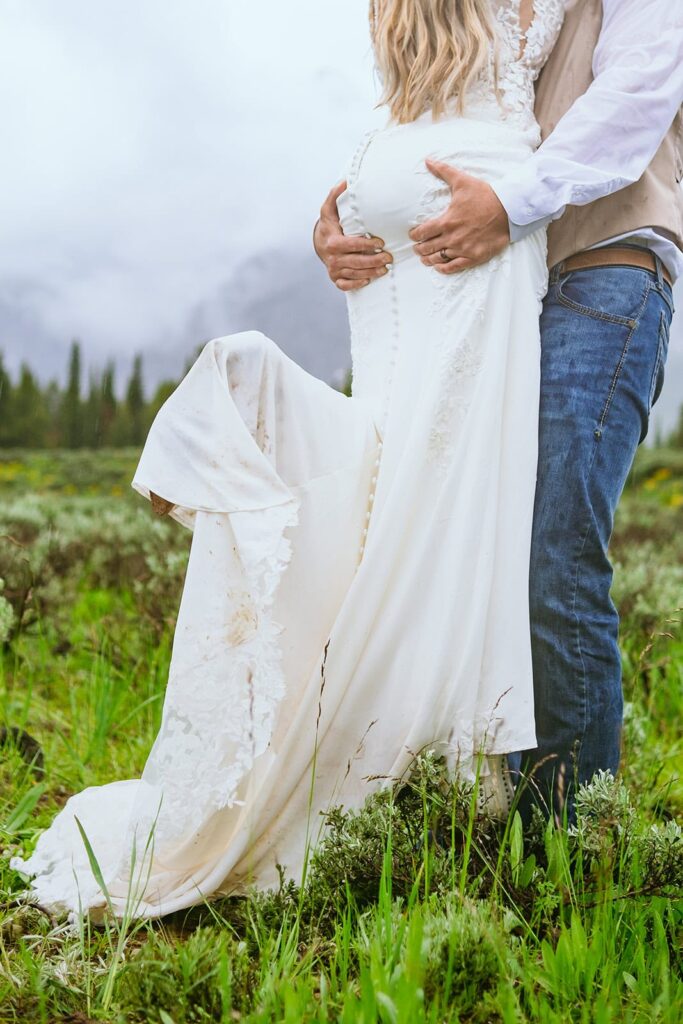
475, 754, 515, 821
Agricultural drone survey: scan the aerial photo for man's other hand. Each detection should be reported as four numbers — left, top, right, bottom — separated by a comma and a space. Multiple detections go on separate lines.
314, 181, 393, 292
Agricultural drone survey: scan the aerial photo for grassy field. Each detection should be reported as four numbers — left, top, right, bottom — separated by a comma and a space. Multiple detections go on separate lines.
0, 447, 681, 1023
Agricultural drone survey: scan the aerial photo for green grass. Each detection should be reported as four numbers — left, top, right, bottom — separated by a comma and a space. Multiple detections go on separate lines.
0, 449, 681, 1023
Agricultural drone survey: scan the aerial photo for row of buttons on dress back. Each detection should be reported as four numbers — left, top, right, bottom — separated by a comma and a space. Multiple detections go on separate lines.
343, 129, 401, 565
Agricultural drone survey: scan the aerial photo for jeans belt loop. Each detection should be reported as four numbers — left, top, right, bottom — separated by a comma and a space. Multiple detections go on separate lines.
550, 258, 564, 285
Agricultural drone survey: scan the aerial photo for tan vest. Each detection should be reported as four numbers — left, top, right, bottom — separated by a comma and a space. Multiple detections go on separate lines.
534, 0, 683, 268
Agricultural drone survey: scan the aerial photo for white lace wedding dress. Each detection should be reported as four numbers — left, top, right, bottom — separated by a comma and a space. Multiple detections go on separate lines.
11, 0, 566, 922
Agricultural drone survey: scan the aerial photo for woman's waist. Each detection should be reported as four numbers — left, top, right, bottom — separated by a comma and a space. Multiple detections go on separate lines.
338, 116, 539, 260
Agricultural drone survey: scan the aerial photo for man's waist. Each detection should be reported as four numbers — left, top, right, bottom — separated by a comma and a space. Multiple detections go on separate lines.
552, 243, 673, 289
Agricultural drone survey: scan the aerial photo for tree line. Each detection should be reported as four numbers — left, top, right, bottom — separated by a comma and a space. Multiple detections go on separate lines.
1, 340, 682, 450
0, 342, 181, 449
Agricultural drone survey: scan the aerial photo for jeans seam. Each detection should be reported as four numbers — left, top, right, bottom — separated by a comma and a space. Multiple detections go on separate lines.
647, 311, 666, 413
597, 282, 652, 431
657, 281, 675, 318
567, 440, 601, 769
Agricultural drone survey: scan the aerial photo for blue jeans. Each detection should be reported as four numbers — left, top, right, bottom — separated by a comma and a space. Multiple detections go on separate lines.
514, 248, 675, 823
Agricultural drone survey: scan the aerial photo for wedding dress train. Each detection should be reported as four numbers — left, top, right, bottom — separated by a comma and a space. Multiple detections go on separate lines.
11, 0, 566, 921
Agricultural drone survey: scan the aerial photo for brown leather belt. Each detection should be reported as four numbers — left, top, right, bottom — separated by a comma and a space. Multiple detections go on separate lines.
559, 244, 673, 289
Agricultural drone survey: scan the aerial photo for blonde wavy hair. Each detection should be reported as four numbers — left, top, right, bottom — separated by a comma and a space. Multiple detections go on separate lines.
369, 0, 496, 124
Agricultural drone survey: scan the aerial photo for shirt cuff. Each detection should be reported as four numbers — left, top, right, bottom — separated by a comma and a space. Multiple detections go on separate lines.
507, 214, 556, 242
491, 179, 564, 242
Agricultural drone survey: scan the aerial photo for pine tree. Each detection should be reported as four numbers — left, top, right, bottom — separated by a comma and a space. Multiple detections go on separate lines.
43, 381, 62, 448
0, 353, 12, 447
83, 373, 103, 448
126, 354, 145, 446
147, 379, 177, 424
100, 363, 117, 446
670, 403, 683, 449
61, 341, 84, 448
12, 365, 49, 447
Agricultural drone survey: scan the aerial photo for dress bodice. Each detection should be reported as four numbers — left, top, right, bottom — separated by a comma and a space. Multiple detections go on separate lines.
481, 0, 567, 136
375, 0, 566, 140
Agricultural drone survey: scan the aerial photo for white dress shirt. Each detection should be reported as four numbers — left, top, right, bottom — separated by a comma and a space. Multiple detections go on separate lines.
493, 0, 683, 281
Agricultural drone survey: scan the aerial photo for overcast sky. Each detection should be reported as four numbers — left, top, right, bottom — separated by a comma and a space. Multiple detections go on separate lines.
1, 0, 681, 434
1, 0, 381, 359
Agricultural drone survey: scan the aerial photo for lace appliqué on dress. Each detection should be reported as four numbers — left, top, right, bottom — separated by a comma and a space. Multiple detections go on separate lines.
481, 0, 566, 134
427, 334, 484, 467
115, 519, 300, 898
411, 173, 509, 471
425, 257, 510, 470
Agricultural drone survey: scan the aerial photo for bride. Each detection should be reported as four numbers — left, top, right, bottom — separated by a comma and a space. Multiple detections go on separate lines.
11, 0, 566, 922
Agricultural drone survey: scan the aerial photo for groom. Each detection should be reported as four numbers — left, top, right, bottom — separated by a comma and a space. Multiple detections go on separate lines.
313, 0, 683, 821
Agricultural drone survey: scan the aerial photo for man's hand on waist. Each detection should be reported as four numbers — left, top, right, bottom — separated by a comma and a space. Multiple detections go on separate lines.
409, 160, 511, 273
